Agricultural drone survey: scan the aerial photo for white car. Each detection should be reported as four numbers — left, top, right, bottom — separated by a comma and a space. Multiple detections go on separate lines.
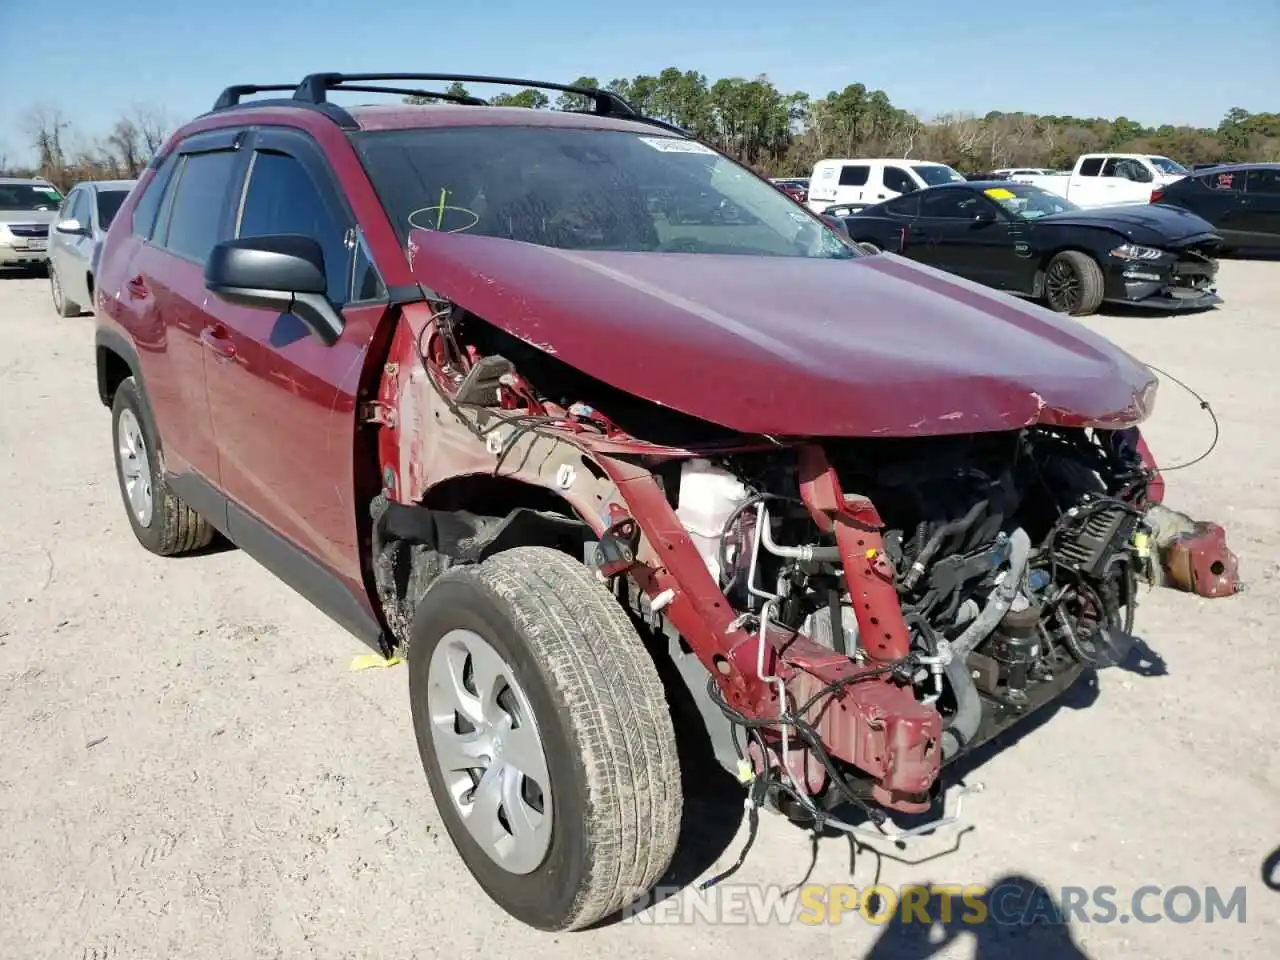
805, 158, 965, 214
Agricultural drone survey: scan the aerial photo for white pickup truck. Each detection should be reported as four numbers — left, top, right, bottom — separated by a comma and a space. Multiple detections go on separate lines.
1006, 154, 1189, 208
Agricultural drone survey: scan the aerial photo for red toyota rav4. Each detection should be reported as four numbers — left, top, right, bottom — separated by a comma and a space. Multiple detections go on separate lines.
93, 73, 1240, 932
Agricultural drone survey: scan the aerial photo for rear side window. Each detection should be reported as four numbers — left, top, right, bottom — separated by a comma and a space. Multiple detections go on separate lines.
236, 150, 353, 304
838, 164, 869, 186
160, 150, 239, 262
1078, 158, 1103, 177
919, 190, 982, 219
883, 194, 920, 217
96, 190, 129, 230
882, 167, 915, 194
132, 154, 178, 239
1245, 168, 1280, 195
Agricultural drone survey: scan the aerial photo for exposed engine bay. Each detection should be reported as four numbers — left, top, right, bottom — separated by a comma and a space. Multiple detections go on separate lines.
690, 427, 1149, 782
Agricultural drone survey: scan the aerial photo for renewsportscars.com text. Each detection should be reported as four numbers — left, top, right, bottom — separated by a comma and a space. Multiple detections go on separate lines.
621, 882, 1249, 926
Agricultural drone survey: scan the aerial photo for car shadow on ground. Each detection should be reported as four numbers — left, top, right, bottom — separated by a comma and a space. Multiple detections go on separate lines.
862, 873, 1093, 960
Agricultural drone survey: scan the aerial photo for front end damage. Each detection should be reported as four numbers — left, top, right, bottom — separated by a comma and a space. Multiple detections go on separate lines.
369, 283, 1242, 842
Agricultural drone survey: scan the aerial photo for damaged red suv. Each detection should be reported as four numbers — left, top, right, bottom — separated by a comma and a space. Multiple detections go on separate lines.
92, 73, 1241, 932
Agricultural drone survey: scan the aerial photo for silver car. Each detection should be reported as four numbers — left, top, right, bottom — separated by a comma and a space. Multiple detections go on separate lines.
48, 179, 136, 317
0, 177, 63, 272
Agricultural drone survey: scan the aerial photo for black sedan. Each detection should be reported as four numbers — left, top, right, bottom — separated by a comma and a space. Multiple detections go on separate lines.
832, 181, 1223, 316
1151, 163, 1280, 256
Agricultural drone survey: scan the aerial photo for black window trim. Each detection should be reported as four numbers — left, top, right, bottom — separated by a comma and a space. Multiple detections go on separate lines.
132, 150, 179, 242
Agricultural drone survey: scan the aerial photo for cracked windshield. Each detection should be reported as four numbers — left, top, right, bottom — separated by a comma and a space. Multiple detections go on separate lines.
354, 126, 856, 258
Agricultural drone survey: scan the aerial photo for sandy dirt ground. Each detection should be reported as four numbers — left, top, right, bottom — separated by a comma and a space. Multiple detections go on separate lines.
1, 262, 1277, 960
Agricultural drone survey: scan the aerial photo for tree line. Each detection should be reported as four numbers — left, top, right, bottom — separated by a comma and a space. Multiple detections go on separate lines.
6, 70, 1277, 189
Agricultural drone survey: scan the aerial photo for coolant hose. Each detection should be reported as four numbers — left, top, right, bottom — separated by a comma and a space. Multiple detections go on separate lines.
938, 526, 1032, 760
948, 527, 1031, 660
941, 656, 981, 760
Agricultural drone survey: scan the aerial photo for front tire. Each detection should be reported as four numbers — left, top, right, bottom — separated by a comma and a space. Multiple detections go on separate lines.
1044, 250, 1105, 316
110, 376, 215, 555
408, 546, 682, 931
50, 262, 81, 317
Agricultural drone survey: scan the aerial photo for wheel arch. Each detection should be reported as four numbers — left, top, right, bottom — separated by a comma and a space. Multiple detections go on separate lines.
95, 325, 141, 408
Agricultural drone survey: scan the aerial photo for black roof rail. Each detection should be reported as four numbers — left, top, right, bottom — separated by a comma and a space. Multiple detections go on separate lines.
212, 84, 298, 110
293, 72, 640, 118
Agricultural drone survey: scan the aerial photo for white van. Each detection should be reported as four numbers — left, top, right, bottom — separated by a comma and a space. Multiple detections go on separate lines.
806, 158, 966, 214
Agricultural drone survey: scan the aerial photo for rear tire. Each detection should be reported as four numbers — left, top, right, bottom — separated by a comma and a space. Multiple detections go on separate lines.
110, 376, 215, 556
1044, 250, 1105, 316
408, 546, 682, 931
857, 241, 881, 254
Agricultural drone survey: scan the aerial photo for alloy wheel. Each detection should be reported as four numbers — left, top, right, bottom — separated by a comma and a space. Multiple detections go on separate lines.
427, 628, 553, 874
1046, 259, 1081, 312
116, 407, 154, 526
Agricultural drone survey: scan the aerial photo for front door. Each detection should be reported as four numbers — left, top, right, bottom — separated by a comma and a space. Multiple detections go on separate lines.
910, 189, 1016, 286
199, 128, 389, 605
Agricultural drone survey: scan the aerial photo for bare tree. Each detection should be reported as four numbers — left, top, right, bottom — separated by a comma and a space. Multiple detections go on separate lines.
107, 118, 144, 176
22, 103, 71, 181
129, 104, 176, 158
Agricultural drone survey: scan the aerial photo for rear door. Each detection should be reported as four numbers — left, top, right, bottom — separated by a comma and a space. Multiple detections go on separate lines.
832, 163, 871, 210
199, 126, 391, 613
1240, 168, 1280, 251
1067, 156, 1108, 207
131, 129, 245, 512
1168, 169, 1247, 246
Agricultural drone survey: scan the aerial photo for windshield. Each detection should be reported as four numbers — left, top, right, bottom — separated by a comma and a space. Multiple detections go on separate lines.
0, 183, 63, 211
352, 126, 856, 259
96, 189, 129, 229
980, 183, 1080, 220
912, 164, 966, 186
1149, 156, 1187, 175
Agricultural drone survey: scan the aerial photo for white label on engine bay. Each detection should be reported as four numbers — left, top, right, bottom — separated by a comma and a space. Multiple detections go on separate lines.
638, 136, 717, 155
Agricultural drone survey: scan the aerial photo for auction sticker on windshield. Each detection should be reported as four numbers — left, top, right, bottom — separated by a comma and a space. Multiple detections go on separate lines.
639, 136, 717, 155
984, 188, 1016, 200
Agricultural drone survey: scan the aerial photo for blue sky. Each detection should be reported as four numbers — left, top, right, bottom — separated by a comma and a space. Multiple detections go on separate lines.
2, 0, 1276, 164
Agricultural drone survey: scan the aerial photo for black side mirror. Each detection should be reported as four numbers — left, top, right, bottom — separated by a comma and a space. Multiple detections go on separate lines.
972, 208, 997, 225
204, 235, 342, 345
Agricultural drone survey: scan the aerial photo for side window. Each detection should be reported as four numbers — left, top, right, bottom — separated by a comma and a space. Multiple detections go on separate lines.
236, 150, 352, 304
838, 164, 869, 187
1244, 168, 1280, 195
69, 190, 91, 226
883, 194, 921, 217
1100, 158, 1120, 177
58, 189, 78, 219
1205, 170, 1239, 191
919, 190, 981, 219
131, 153, 178, 240
882, 167, 916, 194
1078, 157, 1104, 177
160, 150, 239, 261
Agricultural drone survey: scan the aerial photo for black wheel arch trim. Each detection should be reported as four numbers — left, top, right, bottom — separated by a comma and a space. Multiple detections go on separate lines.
95, 324, 144, 408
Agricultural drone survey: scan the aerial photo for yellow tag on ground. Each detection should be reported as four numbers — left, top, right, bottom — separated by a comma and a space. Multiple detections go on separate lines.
349, 653, 402, 671
984, 188, 1016, 200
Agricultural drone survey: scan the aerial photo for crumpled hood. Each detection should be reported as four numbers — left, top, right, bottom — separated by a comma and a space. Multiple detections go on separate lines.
407, 229, 1157, 438
1038, 203, 1217, 245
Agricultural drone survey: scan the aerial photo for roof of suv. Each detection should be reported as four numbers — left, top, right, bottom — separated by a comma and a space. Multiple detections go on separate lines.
267, 102, 673, 135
